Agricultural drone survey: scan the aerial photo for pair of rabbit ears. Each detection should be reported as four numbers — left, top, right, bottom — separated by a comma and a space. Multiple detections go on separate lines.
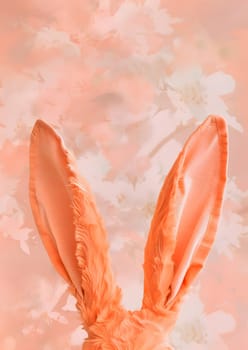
29, 115, 228, 327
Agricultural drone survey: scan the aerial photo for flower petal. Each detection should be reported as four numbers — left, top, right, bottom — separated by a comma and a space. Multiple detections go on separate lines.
207, 311, 236, 334
205, 72, 235, 95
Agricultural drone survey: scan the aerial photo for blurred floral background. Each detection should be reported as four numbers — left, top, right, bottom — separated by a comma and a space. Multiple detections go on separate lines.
0, 1, 247, 349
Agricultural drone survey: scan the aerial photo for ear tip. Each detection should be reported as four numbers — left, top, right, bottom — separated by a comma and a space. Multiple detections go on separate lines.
203, 115, 228, 139
206, 114, 227, 127
31, 119, 59, 143
32, 119, 49, 133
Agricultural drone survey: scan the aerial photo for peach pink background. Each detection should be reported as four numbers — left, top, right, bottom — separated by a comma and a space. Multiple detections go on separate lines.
0, 1, 247, 349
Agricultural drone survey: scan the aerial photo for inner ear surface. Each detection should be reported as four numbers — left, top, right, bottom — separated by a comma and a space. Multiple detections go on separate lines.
171, 121, 221, 294
34, 125, 82, 294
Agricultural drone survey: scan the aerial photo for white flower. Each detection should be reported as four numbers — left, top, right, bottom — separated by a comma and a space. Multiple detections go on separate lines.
0, 195, 32, 254
164, 66, 242, 131
214, 209, 248, 258
90, 0, 179, 55
77, 150, 111, 185
70, 326, 87, 346
136, 108, 183, 158
34, 27, 80, 56
169, 290, 236, 350
62, 294, 78, 312
0, 77, 40, 145
29, 279, 68, 324
213, 177, 248, 258
93, 0, 178, 37
226, 176, 248, 201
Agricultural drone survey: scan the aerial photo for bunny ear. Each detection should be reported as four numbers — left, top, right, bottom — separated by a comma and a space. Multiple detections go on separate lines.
142, 115, 228, 315
29, 120, 122, 328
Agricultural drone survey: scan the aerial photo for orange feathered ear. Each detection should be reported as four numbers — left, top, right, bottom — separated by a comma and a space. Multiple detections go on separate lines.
142, 115, 228, 315
29, 120, 122, 328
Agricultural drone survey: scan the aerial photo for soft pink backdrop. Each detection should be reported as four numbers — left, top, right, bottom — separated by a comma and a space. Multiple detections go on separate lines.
0, 1, 247, 349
